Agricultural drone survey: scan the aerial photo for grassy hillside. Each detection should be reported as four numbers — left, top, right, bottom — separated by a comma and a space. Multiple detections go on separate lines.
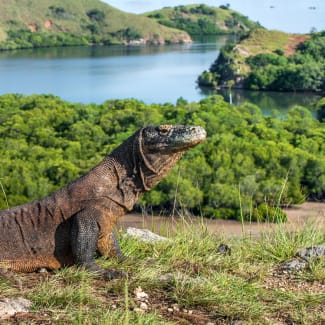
145, 4, 260, 36
198, 29, 325, 92
234, 29, 308, 57
0, 0, 191, 50
225, 29, 308, 77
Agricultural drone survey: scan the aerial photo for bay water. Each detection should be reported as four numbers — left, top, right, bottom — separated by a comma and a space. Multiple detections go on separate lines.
0, 35, 320, 114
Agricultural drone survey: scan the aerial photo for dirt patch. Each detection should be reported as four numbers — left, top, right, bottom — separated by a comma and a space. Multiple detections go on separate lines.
263, 268, 325, 294
119, 202, 325, 237
284, 34, 309, 56
44, 20, 52, 29
27, 24, 37, 32
235, 46, 251, 57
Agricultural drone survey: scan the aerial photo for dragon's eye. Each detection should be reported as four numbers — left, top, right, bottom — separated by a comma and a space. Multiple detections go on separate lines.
160, 128, 168, 135
159, 125, 171, 135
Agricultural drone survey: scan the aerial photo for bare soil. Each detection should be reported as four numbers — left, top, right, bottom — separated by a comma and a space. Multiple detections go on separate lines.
284, 34, 309, 56
119, 202, 325, 237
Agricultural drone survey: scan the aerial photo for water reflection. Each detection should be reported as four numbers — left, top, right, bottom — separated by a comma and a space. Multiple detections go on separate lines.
201, 88, 321, 115
0, 35, 231, 60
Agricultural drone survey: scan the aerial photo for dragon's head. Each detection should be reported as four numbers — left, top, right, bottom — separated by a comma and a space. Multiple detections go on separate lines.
137, 125, 206, 189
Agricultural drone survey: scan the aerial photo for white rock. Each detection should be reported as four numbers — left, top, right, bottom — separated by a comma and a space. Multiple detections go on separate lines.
0, 297, 32, 319
125, 227, 168, 243
172, 304, 180, 312
139, 302, 148, 310
134, 286, 149, 300
135, 291, 148, 300
134, 307, 145, 313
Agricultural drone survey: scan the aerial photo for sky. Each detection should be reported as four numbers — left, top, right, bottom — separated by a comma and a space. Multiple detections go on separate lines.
102, 0, 325, 34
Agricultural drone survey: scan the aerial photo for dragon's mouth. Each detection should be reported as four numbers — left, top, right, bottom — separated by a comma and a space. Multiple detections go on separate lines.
166, 125, 207, 150
185, 126, 207, 145
141, 125, 207, 152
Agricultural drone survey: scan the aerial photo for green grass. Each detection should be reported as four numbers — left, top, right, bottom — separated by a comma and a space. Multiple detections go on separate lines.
249, 222, 325, 262
229, 29, 292, 77
236, 29, 292, 56
1, 219, 325, 324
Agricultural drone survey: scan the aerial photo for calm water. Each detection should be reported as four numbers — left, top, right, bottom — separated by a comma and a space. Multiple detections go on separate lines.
0, 37, 229, 105
0, 36, 320, 113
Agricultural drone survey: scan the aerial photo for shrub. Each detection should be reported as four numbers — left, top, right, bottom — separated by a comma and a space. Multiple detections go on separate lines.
251, 203, 287, 223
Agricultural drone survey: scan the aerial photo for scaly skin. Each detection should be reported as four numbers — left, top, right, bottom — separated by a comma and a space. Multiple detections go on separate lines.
0, 125, 206, 279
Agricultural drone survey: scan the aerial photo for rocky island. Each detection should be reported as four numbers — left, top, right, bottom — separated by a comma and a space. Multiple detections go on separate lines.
198, 29, 325, 93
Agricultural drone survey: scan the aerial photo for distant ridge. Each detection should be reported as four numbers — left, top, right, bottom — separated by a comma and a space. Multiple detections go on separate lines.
0, 0, 191, 50
144, 4, 260, 36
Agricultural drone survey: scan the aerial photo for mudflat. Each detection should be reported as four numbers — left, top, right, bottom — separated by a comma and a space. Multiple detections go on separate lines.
119, 202, 325, 237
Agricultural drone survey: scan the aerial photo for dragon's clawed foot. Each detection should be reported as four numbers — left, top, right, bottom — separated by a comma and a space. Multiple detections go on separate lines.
83, 263, 127, 280
103, 268, 127, 280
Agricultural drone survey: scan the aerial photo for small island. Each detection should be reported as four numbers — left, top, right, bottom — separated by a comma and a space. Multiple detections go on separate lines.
198, 29, 325, 93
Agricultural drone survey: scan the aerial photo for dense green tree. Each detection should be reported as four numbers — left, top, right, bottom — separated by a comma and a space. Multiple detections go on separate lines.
86, 9, 105, 22
0, 94, 324, 222
197, 71, 217, 88
1, 30, 89, 50
316, 97, 325, 121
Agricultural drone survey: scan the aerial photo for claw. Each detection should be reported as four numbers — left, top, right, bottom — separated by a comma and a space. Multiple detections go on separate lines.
103, 268, 127, 280
83, 263, 126, 280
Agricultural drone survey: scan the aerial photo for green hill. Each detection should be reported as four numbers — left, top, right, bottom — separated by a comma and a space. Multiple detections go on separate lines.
0, 0, 191, 50
145, 4, 260, 36
198, 29, 325, 92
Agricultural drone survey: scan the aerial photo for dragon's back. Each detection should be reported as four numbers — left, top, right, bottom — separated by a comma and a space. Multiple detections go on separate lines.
0, 193, 73, 271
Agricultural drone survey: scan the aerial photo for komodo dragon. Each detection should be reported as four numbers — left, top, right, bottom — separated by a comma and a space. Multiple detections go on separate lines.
0, 125, 206, 279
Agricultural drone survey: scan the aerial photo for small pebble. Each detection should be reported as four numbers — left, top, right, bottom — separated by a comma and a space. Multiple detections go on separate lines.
134, 287, 149, 300
172, 304, 180, 312
139, 302, 148, 311
134, 307, 145, 313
